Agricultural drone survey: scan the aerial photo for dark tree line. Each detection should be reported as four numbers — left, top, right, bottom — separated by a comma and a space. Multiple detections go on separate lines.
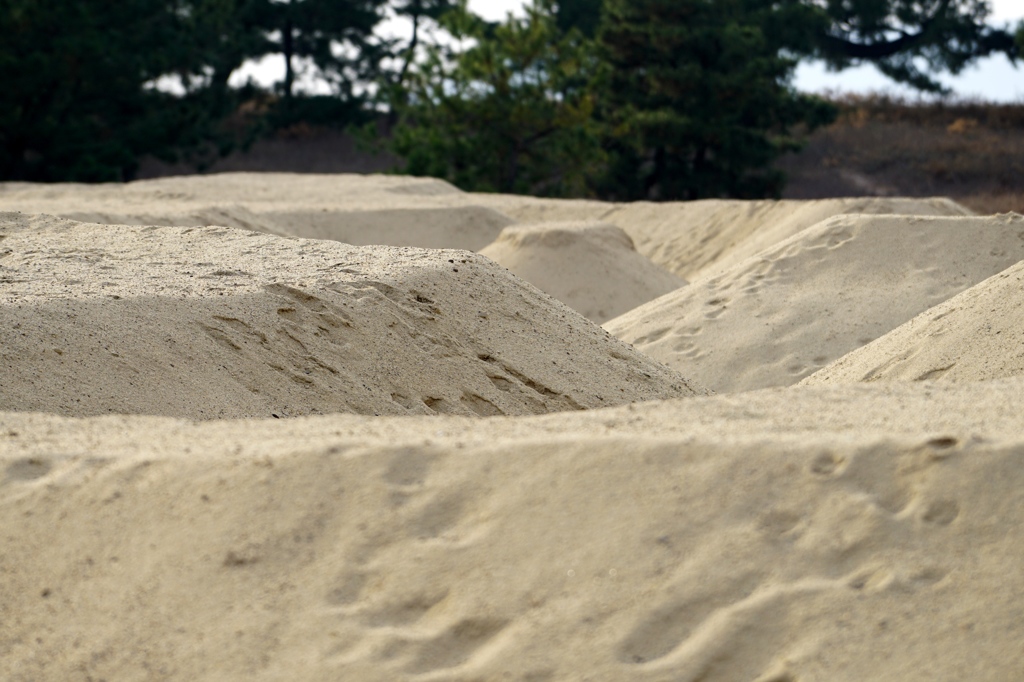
390, 0, 1022, 199
0, 0, 442, 181
1, 0, 1020, 197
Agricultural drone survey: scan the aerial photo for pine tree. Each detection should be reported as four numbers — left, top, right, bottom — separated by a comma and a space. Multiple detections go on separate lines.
808, 0, 1020, 93
597, 0, 836, 200
390, 1, 605, 196
0, 0, 212, 181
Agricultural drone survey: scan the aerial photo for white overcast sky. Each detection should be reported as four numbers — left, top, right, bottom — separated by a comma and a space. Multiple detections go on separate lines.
233, 0, 1024, 101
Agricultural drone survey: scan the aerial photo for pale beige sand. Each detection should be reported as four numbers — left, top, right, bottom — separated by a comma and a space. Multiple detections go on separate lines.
605, 213, 1024, 393
601, 197, 972, 280
3, 379, 1024, 680
0, 174, 515, 251
803, 254, 1024, 385
3, 175, 1022, 680
259, 206, 515, 251
479, 221, 687, 323
0, 175, 971, 277
0, 213, 702, 419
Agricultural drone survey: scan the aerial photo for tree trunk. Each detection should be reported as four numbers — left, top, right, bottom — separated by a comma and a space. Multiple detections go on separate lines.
283, 0, 295, 102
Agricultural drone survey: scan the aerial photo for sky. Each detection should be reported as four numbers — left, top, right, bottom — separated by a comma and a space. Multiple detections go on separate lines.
230, 0, 1024, 102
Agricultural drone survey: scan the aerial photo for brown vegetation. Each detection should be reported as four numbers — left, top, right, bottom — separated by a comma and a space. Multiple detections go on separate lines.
137, 94, 1024, 215
779, 94, 1024, 214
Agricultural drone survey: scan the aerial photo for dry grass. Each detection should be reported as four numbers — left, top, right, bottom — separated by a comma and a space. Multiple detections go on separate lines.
780, 94, 1024, 214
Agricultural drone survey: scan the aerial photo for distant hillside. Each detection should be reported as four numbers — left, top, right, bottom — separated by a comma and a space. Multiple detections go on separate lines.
138, 97, 1024, 215
778, 95, 1024, 214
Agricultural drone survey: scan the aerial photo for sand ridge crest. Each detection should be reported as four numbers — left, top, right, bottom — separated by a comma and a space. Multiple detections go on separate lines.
605, 212, 1024, 393
598, 196, 973, 281
3, 378, 1024, 680
0, 213, 704, 419
3, 173, 1024, 681
479, 221, 687, 323
802, 234, 1024, 385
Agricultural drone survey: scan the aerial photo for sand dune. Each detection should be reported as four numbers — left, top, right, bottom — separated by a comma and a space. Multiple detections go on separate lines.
259, 206, 515, 251
479, 221, 686, 323
601, 196, 972, 280
3, 172, 1023, 681
0, 213, 701, 419
803, 257, 1024, 385
3, 379, 1024, 681
0, 175, 971, 270
605, 213, 1024, 393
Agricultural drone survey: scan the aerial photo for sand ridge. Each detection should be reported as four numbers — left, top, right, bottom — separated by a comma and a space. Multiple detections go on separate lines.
0, 213, 703, 419
803, 251, 1024, 385
0, 173, 971, 272
479, 221, 687, 323
3, 172, 1024, 680
598, 196, 972, 280
3, 379, 1024, 680
605, 212, 1024, 393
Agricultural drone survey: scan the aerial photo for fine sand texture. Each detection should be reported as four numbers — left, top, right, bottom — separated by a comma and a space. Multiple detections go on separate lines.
803, 258, 1024, 385
605, 213, 1024, 393
3, 172, 1023, 681
0, 213, 702, 419
598, 196, 972, 280
0, 175, 972, 276
479, 221, 687, 324
3, 379, 1024, 681
0, 174, 514, 251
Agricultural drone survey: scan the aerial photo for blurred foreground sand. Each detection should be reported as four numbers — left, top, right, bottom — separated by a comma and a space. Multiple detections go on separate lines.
2, 173, 1022, 680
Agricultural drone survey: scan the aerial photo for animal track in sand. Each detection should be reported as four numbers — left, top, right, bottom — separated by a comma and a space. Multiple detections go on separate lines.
615, 437, 964, 679
633, 327, 671, 345
809, 452, 846, 476
476, 354, 583, 412
921, 499, 960, 526
4, 457, 53, 483
824, 229, 855, 249
402, 617, 510, 673
325, 571, 369, 606
460, 392, 504, 416
914, 362, 957, 382
409, 490, 469, 540
363, 588, 451, 628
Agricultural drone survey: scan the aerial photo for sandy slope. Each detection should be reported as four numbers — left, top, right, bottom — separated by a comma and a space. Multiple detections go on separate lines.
2, 173, 1023, 681
803, 258, 1024, 385
3, 379, 1024, 681
0, 174, 971, 277
0, 174, 513, 250
605, 213, 1024, 393
598, 196, 972, 280
479, 222, 686, 323
0, 213, 701, 419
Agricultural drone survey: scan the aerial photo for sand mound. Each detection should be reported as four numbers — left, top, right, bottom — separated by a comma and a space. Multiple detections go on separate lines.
605, 213, 1024, 393
803, 254, 1024, 385
4, 378, 1024, 680
0, 213, 702, 419
478, 221, 686, 323
0, 174, 513, 251
261, 206, 514, 251
603, 197, 972, 280
61, 204, 293, 237
0, 175, 969, 266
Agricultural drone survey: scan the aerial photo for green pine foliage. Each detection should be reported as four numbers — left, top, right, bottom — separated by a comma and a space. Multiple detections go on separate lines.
0, 0, 197, 181
0, 0, 385, 182
1, 0, 1018, 191
808, 0, 1020, 94
597, 0, 837, 200
389, 1, 605, 196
